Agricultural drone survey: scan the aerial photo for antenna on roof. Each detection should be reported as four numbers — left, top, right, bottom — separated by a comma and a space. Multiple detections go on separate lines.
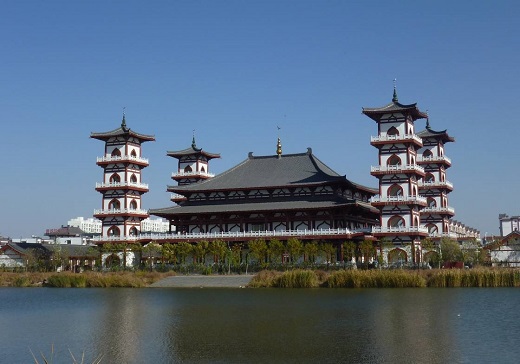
192, 129, 197, 148
392, 78, 398, 102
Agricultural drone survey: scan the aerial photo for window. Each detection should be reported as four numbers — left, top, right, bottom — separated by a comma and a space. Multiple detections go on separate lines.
129, 227, 138, 236
130, 150, 137, 157
108, 226, 120, 236
130, 174, 137, 183
388, 215, 405, 228
427, 198, 436, 208
425, 173, 435, 183
387, 155, 401, 166
109, 174, 120, 183
111, 148, 121, 157
184, 165, 192, 172
423, 149, 433, 158
387, 126, 399, 136
129, 200, 138, 210
388, 184, 403, 197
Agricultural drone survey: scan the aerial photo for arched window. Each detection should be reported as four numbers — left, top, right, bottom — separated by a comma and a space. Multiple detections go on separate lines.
130, 174, 137, 183
129, 227, 138, 236
388, 215, 405, 228
387, 126, 399, 136
109, 174, 120, 183
423, 149, 433, 158
130, 150, 137, 157
427, 198, 436, 208
388, 184, 403, 197
184, 165, 193, 172
111, 148, 121, 157
201, 166, 206, 173
387, 155, 401, 166
425, 173, 435, 183
107, 226, 120, 237
129, 200, 137, 210
108, 199, 120, 210
427, 224, 438, 234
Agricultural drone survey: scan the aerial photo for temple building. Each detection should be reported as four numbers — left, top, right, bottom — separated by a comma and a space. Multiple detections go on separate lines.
91, 114, 155, 241
150, 142, 380, 244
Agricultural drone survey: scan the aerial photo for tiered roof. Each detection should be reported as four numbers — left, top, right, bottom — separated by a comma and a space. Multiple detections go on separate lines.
90, 115, 155, 142
167, 137, 220, 159
362, 88, 428, 122
417, 120, 455, 143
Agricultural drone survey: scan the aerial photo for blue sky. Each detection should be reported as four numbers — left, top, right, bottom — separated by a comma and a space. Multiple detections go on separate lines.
1, 1, 518, 238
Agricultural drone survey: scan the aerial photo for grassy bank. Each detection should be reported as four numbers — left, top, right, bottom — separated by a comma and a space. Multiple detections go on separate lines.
0, 271, 176, 288
248, 268, 520, 288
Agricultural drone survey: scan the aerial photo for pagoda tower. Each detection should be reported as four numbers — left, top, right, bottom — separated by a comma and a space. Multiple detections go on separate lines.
91, 114, 155, 241
362, 87, 429, 264
417, 118, 455, 238
167, 135, 220, 203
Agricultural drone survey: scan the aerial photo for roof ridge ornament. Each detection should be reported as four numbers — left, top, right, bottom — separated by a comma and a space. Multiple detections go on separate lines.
426, 110, 431, 129
276, 137, 282, 158
392, 78, 398, 103
121, 107, 127, 130
192, 129, 197, 149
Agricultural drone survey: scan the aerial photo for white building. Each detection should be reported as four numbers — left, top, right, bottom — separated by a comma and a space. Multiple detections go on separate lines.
141, 217, 170, 233
68, 217, 102, 235
499, 214, 520, 236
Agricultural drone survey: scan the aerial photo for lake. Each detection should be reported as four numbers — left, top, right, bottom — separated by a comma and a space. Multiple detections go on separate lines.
0, 287, 519, 363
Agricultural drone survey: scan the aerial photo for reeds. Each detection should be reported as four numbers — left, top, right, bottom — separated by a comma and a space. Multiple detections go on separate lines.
426, 268, 520, 287
273, 269, 319, 288
326, 270, 426, 288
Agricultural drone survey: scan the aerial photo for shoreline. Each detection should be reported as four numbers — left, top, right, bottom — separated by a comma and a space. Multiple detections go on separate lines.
1, 268, 520, 288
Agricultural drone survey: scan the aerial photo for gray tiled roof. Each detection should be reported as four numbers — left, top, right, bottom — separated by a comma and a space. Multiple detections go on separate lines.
362, 101, 427, 122
167, 145, 220, 159
417, 127, 455, 143
151, 197, 378, 216
168, 148, 374, 192
91, 119, 155, 142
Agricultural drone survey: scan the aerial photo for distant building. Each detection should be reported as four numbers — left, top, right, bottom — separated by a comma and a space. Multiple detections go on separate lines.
68, 217, 102, 235
499, 214, 520, 236
140, 217, 170, 233
45, 226, 90, 245
484, 231, 520, 267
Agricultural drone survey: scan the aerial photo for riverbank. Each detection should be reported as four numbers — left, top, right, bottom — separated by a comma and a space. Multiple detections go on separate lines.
1, 268, 519, 288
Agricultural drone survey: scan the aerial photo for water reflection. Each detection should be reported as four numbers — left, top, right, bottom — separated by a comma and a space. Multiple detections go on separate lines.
1, 288, 520, 363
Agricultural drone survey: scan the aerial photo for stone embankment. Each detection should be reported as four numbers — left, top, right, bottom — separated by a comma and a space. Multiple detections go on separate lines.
150, 274, 254, 288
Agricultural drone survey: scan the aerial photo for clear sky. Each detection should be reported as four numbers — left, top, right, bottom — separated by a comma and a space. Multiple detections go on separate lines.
1, 0, 518, 238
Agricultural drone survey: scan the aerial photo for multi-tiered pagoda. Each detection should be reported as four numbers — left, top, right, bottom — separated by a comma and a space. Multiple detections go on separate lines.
91, 114, 155, 242
362, 87, 429, 263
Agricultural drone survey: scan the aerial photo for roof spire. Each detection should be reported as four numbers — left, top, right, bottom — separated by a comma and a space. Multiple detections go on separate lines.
426, 110, 431, 129
276, 137, 282, 158
191, 129, 197, 148
392, 78, 398, 102
121, 107, 127, 129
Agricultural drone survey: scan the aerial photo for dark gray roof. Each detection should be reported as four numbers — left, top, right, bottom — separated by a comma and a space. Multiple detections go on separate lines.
417, 126, 455, 143
151, 197, 378, 217
45, 226, 85, 237
168, 148, 374, 193
167, 145, 220, 159
362, 91, 427, 122
49, 244, 98, 257
91, 116, 155, 142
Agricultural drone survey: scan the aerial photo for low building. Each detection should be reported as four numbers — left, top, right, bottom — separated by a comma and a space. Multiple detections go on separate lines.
68, 217, 102, 235
0, 243, 50, 269
484, 231, 520, 267
45, 226, 91, 245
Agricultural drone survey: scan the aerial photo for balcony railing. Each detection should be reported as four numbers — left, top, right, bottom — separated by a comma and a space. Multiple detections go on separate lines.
172, 171, 215, 178
372, 226, 429, 234
418, 180, 454, 189
371, 165, 425, 174
92, 227, 372, 242
96, 155, 149, 164
429, 232, 458, 239
95, 182, 149, 189
417, 155, 452, 165
93, 208, 149, 215
370, 134, 423, 145
421, 206, 455, 215
371, 195, 427, 205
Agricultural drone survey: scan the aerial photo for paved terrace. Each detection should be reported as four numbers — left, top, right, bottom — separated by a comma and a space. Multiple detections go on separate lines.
150, 275, 254, 288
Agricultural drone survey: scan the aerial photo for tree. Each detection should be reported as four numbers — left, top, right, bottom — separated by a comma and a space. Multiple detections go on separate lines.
304, 240, 319, 265
440, 238, 463, 263
286, 238, 303, 264
208, 240, 227, 265
268, 239, 285, 265
142, 242, 162, 271
176, 242, 193, 265
359, 240, 376, 267
320, 242, 337, 268
192, 240, 209, 264
342, 241, 356, 263
162, 243, 177, 265
248, 239, 268, 266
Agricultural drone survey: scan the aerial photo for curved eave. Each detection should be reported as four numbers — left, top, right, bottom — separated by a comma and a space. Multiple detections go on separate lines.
91, 127, 155, 142
167, 145, 221, 160
417, 128, 455, 143
362, 102, 427, 122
